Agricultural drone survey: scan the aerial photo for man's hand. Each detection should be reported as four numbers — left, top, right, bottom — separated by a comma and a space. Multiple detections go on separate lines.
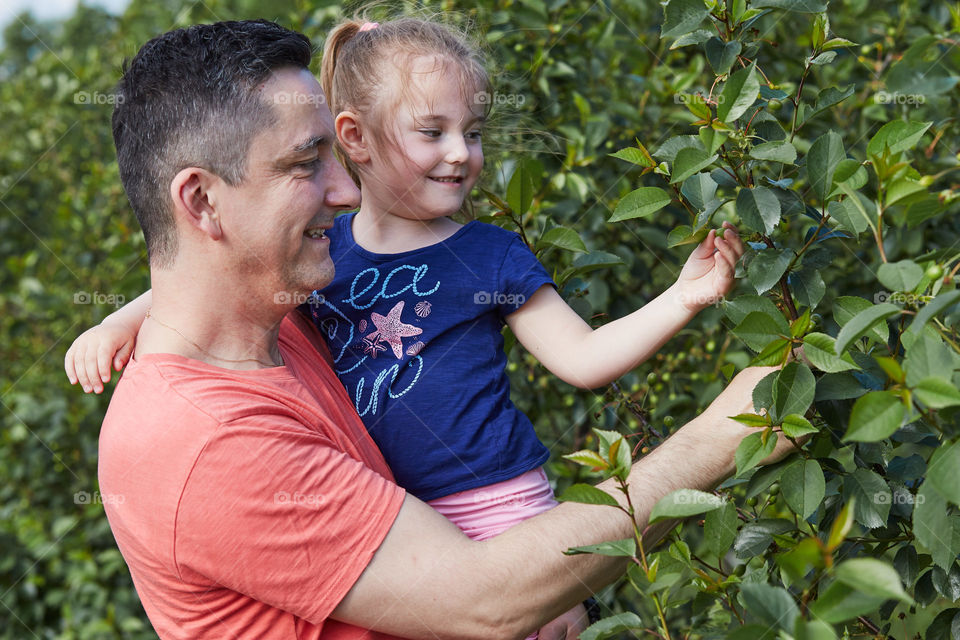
64, 321, 137, 394
673, 221, 745, 313
537, 603, 589, 640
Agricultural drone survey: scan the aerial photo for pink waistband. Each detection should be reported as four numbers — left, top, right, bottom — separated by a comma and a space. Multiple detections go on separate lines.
427, 468, 558, 541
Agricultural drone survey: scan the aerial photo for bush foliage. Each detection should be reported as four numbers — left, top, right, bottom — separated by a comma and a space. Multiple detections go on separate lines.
1, 0, 958, 637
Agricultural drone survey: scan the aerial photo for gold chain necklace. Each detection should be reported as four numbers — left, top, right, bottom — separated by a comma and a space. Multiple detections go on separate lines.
144, 309, 283, 368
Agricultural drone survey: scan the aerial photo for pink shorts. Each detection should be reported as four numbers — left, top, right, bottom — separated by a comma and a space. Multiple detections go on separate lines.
427, 468, 558, 541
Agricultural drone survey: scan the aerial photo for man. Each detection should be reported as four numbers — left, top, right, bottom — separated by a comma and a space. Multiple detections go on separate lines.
74, 20, 795, 639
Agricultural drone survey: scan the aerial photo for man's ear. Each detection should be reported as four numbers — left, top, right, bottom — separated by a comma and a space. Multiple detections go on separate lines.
335, 111, 370, 165
169, 168, 222, 241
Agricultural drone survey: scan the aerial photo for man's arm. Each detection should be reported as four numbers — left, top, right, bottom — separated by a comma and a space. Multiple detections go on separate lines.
333, 366, 794, 639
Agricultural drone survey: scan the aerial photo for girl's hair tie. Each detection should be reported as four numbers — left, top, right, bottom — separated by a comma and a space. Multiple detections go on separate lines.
359, 22, 379, 32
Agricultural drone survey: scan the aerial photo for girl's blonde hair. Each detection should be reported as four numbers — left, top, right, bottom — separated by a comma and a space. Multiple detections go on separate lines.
320, 16, 490, 185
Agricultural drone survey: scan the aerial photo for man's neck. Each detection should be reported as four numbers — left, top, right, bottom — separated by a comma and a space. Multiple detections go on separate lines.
136, 273, 286, 370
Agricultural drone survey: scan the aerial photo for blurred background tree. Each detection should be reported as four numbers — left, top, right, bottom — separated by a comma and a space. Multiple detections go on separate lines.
1, 0, 957, 638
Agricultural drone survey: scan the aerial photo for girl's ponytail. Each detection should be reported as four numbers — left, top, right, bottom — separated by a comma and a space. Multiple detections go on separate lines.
320, 20, 362, 108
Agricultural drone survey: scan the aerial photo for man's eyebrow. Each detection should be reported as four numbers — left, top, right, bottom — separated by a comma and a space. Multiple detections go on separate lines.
290, 135, 327, 154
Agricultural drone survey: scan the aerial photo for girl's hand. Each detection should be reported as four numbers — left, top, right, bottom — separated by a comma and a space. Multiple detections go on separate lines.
537, 603, 589, 640
674, 221, 745, 313
64, 321, 137, 394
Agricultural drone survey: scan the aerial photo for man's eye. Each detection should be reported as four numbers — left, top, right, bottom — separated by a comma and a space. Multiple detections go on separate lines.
296, 159, 322, 172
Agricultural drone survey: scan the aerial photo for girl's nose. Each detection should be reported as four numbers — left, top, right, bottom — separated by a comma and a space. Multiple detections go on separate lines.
444, 135, 469, 164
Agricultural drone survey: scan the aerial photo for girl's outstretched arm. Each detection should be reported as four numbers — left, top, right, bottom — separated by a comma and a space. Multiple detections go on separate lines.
64, 290, 152, 393
507, 222, 744, 389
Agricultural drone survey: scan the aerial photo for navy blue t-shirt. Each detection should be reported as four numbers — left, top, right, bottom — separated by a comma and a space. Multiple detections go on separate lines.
307, 213, 553, 501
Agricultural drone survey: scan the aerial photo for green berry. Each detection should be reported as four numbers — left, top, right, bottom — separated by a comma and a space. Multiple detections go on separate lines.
647, 372, 658, 384
767, 99, 782, 111
926, 264, 944, 280
705, 340, 716, 352
661, 372, 672, 383
768, 483, 780, 496
747, 496, 758, 507
663, 415, 675, 428
733, 564, 747, 576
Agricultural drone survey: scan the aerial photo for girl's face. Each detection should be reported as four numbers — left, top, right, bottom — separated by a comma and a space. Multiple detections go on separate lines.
362, 56, 485, 222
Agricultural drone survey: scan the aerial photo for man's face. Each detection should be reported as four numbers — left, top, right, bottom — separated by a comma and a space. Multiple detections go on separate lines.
218, 67, 360, 307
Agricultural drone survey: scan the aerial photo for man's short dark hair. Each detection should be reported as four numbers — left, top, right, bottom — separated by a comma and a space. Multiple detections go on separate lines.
112, 20, 312, 267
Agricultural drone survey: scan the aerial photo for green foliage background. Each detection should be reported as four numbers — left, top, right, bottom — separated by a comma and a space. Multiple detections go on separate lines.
1, 0, 958, 637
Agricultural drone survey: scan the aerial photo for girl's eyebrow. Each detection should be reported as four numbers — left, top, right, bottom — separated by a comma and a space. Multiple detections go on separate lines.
418, 114, 485, 126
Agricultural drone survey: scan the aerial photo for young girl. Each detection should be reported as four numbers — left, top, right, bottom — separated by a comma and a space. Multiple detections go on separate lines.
66, 16, 744, 636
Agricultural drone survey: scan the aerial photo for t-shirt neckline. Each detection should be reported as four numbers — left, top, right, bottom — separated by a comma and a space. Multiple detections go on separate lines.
340, 212, 480, 262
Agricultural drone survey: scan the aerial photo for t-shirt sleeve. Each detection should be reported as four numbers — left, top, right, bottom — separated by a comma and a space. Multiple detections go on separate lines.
496, 233, 556, 318
174, 421, 405, 624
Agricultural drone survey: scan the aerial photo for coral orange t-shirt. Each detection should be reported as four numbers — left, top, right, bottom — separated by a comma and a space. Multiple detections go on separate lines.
98, 311, 406, 639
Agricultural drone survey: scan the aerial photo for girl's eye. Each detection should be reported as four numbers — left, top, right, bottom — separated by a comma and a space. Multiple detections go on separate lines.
467, 130, 483, 141
420, 129, 442, 138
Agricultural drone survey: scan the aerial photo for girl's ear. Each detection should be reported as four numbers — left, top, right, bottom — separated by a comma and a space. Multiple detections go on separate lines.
169, 168, 223, 241
335, 111, 371, 165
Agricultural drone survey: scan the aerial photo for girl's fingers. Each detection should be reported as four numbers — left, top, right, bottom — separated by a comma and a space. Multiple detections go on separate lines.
64, 345, 78, 385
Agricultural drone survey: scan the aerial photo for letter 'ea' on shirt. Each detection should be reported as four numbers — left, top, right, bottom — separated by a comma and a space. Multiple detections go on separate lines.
97, 312, 406, 639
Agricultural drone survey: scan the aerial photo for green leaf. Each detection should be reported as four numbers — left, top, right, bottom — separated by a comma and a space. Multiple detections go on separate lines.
790, 266, 826, 309
557, 483, 620, 507
835, 558, 912, 603
827, 192, 873, 235
724, 295, 790, 334
835, 296, 889, 345
704, 500, 739, 556
749, 338, 792, 366
507, 161, 535, 215
681, 172, 719, 211
736, 186, 782, 234
753, 0, 827, 11
815, 373, 868, 401
781, 413, 819, 438
704, 37, 741, 75
866, 120, 933, 158
753, 369, 779, 413
802, 85, 856, 125
732, 311, 787, 352
885, 177, 927, 207
773, 362, 816, 420
670, 147, 718, 184
927, 441, 960, 506
914, 482, 955, 569
666, 224, 709, 248
649, 489, 726, 523
732, 413, 773, 428
610, 187, 672, 222
877, 260, 924, 292
750, 140, 797, 164
734, 518, 794, 558
740, 583, 799, 631
907, 290, 960, 336
833, 302, 900, 355
915, 377, 960, 410
661, 0, 711, 39
718, 61, 760, 123
842, 468, 891, 529
803, 333, 860, 373
809, 581, 888, 624
563, 450, 608, 470
579, 612, 644, 640
747, 248, 792, 294
826, 499, 855, 550
558, 251, 625, 284
843, 391, 906, 442
536, 226, 587, 253
807, 131, 845, 203
782, 459, 825, 519
610, 147, 654, 168
793, 618, 837, 640
904, 333, 959, 386
564, 538, 636, 557
925, 609, 960, 640
735, 431, 777, 477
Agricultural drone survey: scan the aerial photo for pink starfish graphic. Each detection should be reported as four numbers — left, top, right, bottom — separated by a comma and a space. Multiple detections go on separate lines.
365, 301, 423, 359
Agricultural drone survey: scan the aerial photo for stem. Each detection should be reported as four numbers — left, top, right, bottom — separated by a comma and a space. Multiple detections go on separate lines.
763, 236, 800, 321
789, 61, 814, 142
